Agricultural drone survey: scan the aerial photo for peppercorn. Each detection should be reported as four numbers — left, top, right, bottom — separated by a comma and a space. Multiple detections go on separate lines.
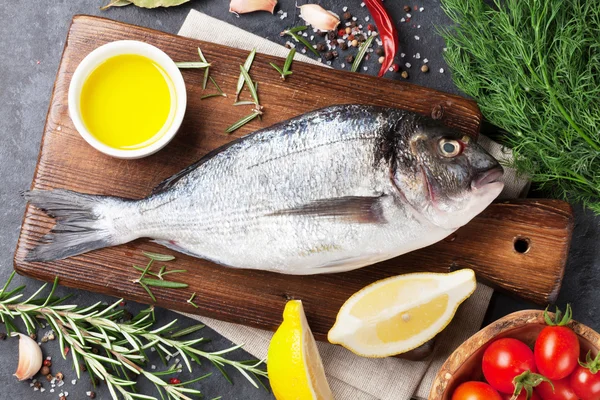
375, 48, 385, 56
350, 21, 358, 27
343, 11, 352, 20
332, 50, 339, 58
348, 34, 355, 41
324, 51, 334, 61
40, 366, 51, 376
55, 372, 64, 381
403, 5, 411, 12
89, 392, 96, 399
43, 359, 52, 367
345, 54, 354, 63
357, 34, 367, 43
327, 31, 336, 40
90, 376, 100, 386
91, 347, 99, 355
351, 39, 358, 47
340, 41, 348, 50
80, 363, 87, 372
41, 336, 48, 343
29, 333, 37, 340
378, 56, 385, 64
46, 374, 53, 382
401, 70, 409, 79
316, 42, 327, 52
421, 65, 429, 73
34, 381, 42, 389
345, 27, 352, 34
47, 332, 55, 341
0, 332, 6, 340
367, 24, 375, 31
122, 310, 133, 322
60, 396, 67, 400
169, 378, 182, 385
317, 30, 327, 37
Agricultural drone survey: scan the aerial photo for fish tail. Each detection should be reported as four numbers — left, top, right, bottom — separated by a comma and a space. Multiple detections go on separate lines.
23, 189, 138, 262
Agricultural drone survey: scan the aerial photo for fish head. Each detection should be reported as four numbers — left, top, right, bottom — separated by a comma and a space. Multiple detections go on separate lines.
392, 120, 504, 230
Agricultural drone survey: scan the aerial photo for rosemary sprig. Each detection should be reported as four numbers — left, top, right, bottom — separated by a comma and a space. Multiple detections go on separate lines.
270, 48, 296, 80
197, 47, 210, 90
174, 61, 211, 69
281, 26, 319, 57
235, 48, 257, 100
187, 293, 199, 309
351, 35, 375, 72
226, 64, 264, 133
133, 252, 188, 302
0, 272, 268, 399
238, 65, 260, 106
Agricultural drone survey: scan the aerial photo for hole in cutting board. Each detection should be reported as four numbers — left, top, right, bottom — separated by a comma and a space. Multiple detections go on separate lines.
513, 237, 531, 254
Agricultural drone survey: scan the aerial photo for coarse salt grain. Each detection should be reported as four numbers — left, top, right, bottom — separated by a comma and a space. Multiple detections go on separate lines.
352, 16, 357, 21
64, 391, 69, 396
150, 347, 156, 352
57, 381, 65, 387
151, 365, 156, 370
346, 22, 351, 26
420, 7, 424, 12
417, 25, 421, 28
280, 12, 287, 20
50, 389, 54, 393
40, 388, 45, 393
439, 68, 445, 73
341, 62, 346, 68
59, 393, 64, 397
415, 53, 421, 59
277, 9, 283, 14
423, 58, 429, 63
310, 35, 314, 40
302, 32, 308, 37
414, 35, 420, 40
406, 13, 411, 18
86, 392, 92, 396
365, 16, 370, 21
301, 48, 307, 54
71, 379, 77, 385
34, 387, 39, 392
400, 17, 405, 22
360, 2, 365, 7
30, 383, 34, 387
443, 47, 448, 52
317, 58, 322, 62
363, 66, 368, 71
405, 62, 412, 68
400, 53, 406, 57
343, 6, 348, 11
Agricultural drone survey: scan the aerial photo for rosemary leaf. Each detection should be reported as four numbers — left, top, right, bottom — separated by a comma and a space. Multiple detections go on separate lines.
197, 46, 208, 63
351, 35, 375, 72
160, 269, 187, 276
225, 112, 260, 134
283, 29, 319, 57
143, 252, 175, 262
186, 292, 200, 309
270, 62, 285, 76
175, 61, 211, 69
287, 25, 307, 34
201, 93, 225, 100
139, 281, 156, 302
239, 65, 259, 105
233, 101, 256, 106
203, 67, 210, 90
209, 76, 226, 96
236, 48, 257, 99
140, 278, 188, 289
283, 48, 296, 74
176, 373, 212, 386
170, 323, 205, 339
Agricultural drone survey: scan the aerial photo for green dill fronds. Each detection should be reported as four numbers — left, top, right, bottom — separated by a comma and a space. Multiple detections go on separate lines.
441, 0, 600, 211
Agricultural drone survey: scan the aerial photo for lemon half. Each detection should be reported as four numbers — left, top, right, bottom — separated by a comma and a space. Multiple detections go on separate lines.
268, 300, 334, 400
328, 269, 476, 358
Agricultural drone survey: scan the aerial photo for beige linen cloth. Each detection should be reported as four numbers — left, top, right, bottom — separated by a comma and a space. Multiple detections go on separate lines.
177, 10, 530, 400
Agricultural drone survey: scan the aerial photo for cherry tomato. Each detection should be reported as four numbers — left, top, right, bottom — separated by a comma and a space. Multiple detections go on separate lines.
503, 391, 541, 400
482, 338, 537, 394
536, 378, 578, 400
534, 325, 580, 380
570, 364, 600, 400
452, 381, 502, 400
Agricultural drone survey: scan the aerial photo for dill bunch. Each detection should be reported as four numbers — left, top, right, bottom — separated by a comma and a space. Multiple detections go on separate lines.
441, 0, 600, 212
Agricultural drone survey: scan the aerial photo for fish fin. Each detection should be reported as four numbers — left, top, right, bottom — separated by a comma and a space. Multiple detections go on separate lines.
270, 195, 387, 224
23, 189, 134, 262
152, 240, 204, 259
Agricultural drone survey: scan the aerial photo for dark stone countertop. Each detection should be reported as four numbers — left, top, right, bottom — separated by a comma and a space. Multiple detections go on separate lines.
1, 1, 598, 399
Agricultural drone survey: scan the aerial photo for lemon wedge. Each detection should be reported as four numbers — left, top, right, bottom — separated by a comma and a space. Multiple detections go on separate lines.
268, 300, 334, 400
328, 269, 476, 358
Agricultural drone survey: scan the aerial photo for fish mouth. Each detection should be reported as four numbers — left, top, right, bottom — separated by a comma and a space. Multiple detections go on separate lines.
471, 167, 504, 190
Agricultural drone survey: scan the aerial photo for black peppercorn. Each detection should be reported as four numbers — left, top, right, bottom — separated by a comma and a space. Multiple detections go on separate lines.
29, 333, 37, 340
345, 54, 354, 63
324, 51, 334, 61
356, 34, 366, 43
350, 21, 358, 28
343, 11, 352, 20
403, 5, 411, 12
331, 50, 339, 58
340, 41, 348, 50
89, 392, 96, 399
316, 43, 327, 52
375, 48, 385, 57
80, 363, 87, 372
40, 366, 51, 376
327, 31, 336, 40
317, 30, 327, 37
284, 43, 292, 49
34, 381, 42, 389
0, 332, 6, 340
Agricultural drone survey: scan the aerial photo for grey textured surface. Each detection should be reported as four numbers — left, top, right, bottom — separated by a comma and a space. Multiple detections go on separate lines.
0, 1, 599, 399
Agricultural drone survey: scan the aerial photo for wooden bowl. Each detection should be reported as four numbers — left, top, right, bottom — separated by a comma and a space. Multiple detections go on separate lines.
429, 310, 600, 399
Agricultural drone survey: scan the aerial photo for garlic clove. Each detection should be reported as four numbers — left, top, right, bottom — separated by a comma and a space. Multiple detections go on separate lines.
298, 4, 340, 31
229, 0, 277, 14
13, 333, 43, 381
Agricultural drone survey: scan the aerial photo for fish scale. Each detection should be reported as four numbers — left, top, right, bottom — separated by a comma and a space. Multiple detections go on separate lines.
24, 105, 504, 274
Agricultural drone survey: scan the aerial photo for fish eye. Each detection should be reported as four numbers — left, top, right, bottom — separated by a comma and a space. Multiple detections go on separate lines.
438, 138, 462, 158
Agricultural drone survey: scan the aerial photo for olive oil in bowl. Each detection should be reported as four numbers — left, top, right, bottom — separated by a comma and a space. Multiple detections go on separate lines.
68, 40, 187, 159
80, 54, 175, 150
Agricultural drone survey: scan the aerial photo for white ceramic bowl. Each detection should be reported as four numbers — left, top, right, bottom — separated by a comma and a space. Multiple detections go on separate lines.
68, 40, 187, 159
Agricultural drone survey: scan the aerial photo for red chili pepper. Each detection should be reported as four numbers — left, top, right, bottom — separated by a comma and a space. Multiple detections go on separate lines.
364, 0, 399, 77
169, 378, 181, 385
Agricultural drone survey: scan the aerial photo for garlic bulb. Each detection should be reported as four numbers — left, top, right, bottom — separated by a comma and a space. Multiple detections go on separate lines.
298, 4, 340, 31
13, 333, 43, 381
229, 0, 277, 14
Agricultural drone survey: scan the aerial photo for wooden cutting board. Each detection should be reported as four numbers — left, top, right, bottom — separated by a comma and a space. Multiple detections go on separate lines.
14, 16, 573, 343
